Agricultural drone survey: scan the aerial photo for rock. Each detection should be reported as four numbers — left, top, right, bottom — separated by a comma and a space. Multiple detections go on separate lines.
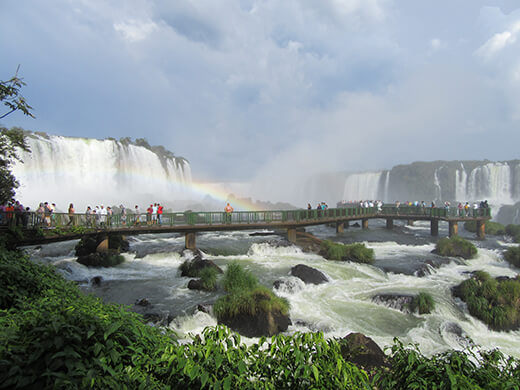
340, 333, 390, 373
219, 309, 291, 338
372, 293, 415, 313
273, 277, 305, 293
90, 276, 103, 286
197, 304, 213, 314
352, 222, 361, 228
76, 234, 130, 257
77, 250, 125, 267
290, 264, 328, 285
187, 279, 205, 290
180, 254, 223, 277
135, 298, 150, 306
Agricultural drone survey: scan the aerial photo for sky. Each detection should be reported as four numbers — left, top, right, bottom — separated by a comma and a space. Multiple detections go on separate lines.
1, 0, 520, 190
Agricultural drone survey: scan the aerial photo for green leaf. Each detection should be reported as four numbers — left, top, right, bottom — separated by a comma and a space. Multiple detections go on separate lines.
312, 365, 319, 382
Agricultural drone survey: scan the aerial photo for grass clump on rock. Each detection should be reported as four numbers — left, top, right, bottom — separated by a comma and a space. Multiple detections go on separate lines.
453, 271, 520, 331
410, 292, 435, 314
504, 246, 520, 268
435, 236, 477, 259
506, 224, 520, 243
320, 240, 374, 264
199, 267, 218, 291
464, 220, 505, 235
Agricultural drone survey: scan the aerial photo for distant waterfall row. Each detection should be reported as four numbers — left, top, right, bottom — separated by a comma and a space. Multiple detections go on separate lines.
341, 161, 520, 205
12, 134, 192, 210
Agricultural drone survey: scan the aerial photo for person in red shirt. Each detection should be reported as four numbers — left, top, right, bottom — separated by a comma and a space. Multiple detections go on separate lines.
157, 203, 163, 225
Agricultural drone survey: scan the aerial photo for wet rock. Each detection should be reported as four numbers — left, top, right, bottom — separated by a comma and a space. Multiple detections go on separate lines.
352, 222, 361, 228
77, 251, 125, 267
180, 253, 223, 277
290, 264, 328, 285
135, 298, 151, 307
273, 277, 305, 293
197, 304, 213, 314
339, 332, 390, 374
187, 279, 204, 290
219, 310, 291, 338
90, 276, 103, 286
372, 293, 414, 313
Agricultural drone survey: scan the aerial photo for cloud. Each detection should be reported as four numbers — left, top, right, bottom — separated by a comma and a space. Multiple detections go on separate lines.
114, 19, 158, 42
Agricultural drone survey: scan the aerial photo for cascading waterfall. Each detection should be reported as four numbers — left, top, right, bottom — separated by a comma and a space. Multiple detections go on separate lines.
342, 172, 382, 201
455, 164, 467, 201
433, 168, 442, 201
459, 162, 514, 204
12, 134, 191, 210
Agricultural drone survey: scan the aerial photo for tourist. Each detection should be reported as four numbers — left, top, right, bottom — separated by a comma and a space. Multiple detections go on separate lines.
134, 205, 141, 226
119, 205, 127, 226
44, 202, 52, 227
107, 206, 113, 226
147, 204, 153, 225
85, 206, 93, 226
67, 203, 75, 226
224, 203, 233, 223
157, 203, 163, 225
152, 203, 158, 225
99, 205, 107, 227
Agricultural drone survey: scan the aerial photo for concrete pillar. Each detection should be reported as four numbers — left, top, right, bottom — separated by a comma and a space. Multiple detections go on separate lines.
336, 222, 344, 234
185, 232, 196, 249
362, 218, 369, 230
449, 221, 459, 237
287, 228, 297, 243
386, 218, 393, 230
430, 220, 438, 236
407, 220, 414, 226
477, 220, 485, 239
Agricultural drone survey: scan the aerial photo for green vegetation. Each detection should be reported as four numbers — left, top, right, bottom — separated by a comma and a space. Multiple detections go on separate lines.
504, 246, 520, 268
1, 245, 519, 388
0, 127, 30, 204
435, 236, 477, 259
506, 224, 520, 243
464, 220, 505, 235
199, 267, 218, 291
410, 292, 435, 314
375, 338, 520, 389
453, 271, 520, 331
320, 240, 375, 264
76, 251, 125, 267
214, 262, 289, 319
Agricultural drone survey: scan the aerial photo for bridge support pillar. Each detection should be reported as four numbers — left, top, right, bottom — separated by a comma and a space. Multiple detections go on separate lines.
430, 220, 438, 236
386, 218, 393, 230
362, 219, 369, 230
336, 222, 344, 234
449, 221, 459, 237
407, 220, 414, 226
287, 228, 297, 243
185, 232, 196, 250
476, 220, 485, 239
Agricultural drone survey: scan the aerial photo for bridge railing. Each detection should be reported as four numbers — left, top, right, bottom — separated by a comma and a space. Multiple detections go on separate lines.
0, 205, 491, 230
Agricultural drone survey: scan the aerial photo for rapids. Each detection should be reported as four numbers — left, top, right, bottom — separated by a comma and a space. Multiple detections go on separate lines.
24, 220, 520, 358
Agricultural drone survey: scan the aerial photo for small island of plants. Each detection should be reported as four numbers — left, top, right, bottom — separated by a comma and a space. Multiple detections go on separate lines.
435, 236, 477, 259
320, 240, 375, 264
453, 271, 520, 331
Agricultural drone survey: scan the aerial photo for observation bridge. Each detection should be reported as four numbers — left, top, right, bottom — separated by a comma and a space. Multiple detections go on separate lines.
3, 206, 491, 249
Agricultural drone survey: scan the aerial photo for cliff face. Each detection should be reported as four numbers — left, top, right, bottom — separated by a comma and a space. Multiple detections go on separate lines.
12, 133, 191, 210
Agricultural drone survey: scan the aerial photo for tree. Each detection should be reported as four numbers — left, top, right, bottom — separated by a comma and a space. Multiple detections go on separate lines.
0, 67, 33, 203
0, 66, 34, 119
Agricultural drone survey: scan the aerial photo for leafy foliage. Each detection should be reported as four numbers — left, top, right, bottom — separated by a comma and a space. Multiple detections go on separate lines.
0, 127, 30, 203
0, 69, 34, 119
375, 339, 520, 389
320, 240, 375, 264
410, 292, 435, 314
199, 267, 218, 291
504, 245, 520, 268
453, 271, 520, 331
436, 236, 478, 259
214, 262, 289, 320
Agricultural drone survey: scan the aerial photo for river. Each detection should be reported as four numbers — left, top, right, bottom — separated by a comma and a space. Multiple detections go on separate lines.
24, 219, 520, 358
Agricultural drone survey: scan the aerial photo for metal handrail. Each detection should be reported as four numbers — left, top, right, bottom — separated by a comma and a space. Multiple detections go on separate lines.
0, 205, 492, 230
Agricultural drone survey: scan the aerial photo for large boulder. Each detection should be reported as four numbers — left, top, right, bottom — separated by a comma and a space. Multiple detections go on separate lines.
219, 309, 291, 338
290, 264, 328, 285
180, 251, 223, 277
339, 332, 389, 375
372, 293, 415, 313
75, 234, 130, 256
76, 250, 125, 267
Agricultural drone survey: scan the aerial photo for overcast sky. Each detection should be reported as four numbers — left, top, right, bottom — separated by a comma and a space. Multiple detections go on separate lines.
1, 0, 519, 185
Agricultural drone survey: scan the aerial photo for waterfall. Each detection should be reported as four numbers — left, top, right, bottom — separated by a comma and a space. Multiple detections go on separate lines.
433, 168, 442, 201
383, 171, 390, 202
12, 134, 191, 210
455, 164, 467, 201
342, 172, 382, 201
464, 163, 514, 204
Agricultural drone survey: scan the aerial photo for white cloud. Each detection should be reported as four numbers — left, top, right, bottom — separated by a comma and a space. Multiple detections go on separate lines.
114, 19, 158, 42
476, 20, 520, 59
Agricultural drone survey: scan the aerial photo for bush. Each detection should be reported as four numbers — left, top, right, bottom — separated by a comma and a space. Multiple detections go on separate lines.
464, 221, 505, 235
410, 292, 435, 314
199, 267, 218, 291
506, 224, 520, 240
436, 236, 477, 259
453, 273, 520, 331
504, 246, 520, 268
320, 240, 375, 264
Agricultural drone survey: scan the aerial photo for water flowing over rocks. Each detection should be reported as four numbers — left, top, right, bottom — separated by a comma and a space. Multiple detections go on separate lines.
372, 293, 415, 313
179, 249, 223, 277
290, 264, 329, 285
75, 234, 129, 267
273, 277, 306, 293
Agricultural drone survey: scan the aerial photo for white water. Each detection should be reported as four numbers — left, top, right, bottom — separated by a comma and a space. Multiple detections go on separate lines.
25, 229, 520, 359
12, 134, 192, 210
342, 172, 382, 201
